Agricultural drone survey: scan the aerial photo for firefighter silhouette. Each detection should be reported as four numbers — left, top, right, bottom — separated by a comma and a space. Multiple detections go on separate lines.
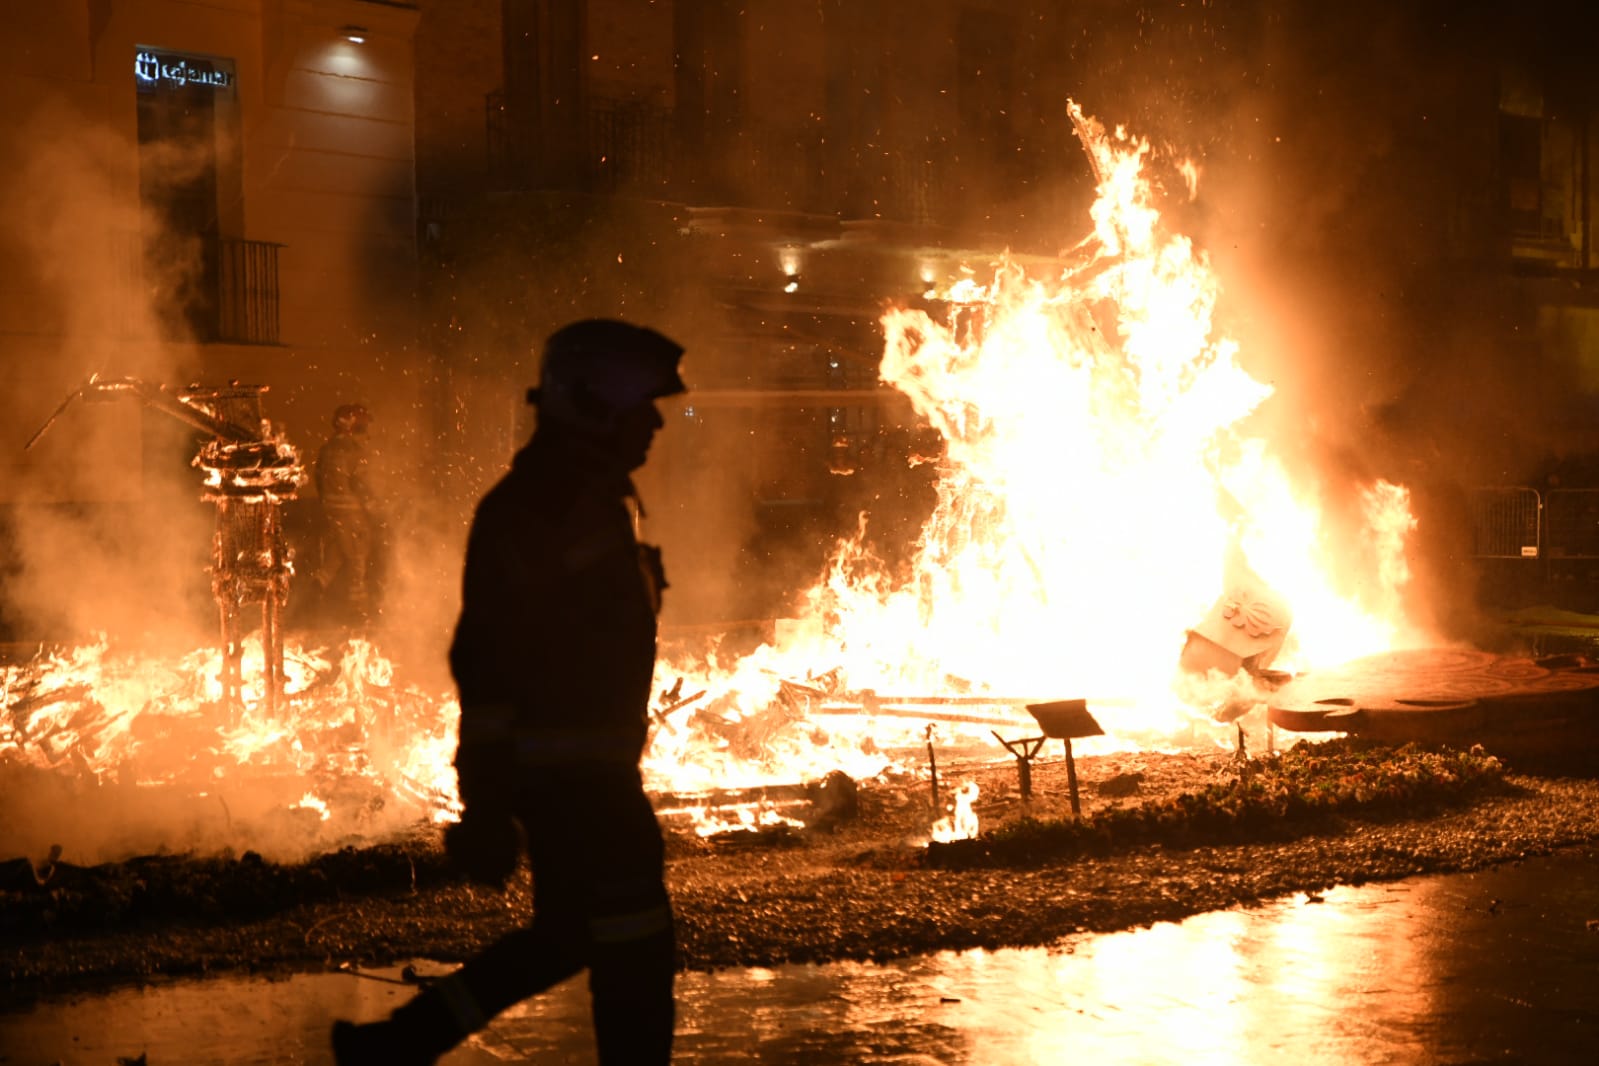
313, 403, 378, 624
332, 320, 686, 1065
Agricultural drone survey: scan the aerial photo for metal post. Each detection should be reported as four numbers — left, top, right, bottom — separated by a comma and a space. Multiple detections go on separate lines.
219, 601, 241, 720
1064, 736, 1081, 819
993, 731, 1046, 802
262, 503, 285, 719
263, 596, 280, 720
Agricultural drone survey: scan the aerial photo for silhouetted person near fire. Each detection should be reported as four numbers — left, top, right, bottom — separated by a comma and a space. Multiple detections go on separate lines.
314, 403, 379, 625
332, 319, 686, 1065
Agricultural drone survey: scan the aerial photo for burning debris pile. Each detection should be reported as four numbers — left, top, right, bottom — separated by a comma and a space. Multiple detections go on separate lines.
0, 638, 459, 863
2, 104, 1432, 861
5, 377, 460, 863
638, 103, 1426, 801
26, 377, 306, 715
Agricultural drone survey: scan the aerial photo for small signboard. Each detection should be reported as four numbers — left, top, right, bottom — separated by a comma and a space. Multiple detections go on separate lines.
135, 48, 234, 93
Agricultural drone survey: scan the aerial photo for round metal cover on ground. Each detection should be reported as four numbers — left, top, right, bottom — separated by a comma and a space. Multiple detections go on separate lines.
1267, 647, 1599, 745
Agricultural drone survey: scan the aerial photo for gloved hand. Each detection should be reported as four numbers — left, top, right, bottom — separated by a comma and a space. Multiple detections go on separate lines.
444, 804, 523, 887
453, 740, 518, 811
448, 738, 523, 886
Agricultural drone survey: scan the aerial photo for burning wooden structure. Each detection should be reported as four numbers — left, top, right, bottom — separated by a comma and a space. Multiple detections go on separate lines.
26, 377, 304, 716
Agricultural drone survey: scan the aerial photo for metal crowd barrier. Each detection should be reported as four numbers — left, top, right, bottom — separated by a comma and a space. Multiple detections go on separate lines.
1469, 486, 1542, 559
1543, 488, 1599, 561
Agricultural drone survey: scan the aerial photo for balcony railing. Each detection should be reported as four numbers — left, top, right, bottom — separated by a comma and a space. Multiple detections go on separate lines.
214, 238, 283, 345
138, 234, 283, 345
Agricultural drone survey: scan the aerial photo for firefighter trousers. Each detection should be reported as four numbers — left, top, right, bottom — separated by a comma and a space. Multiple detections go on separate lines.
394, 763, 675, 1064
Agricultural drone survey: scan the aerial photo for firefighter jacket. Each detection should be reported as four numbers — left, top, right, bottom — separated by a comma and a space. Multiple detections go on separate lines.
315, 432, 373, 513
450, 432, 664, 784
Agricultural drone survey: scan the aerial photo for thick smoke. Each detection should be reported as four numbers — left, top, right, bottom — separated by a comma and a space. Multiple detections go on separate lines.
0, 96, 215, 649
1196, 4, 1578, 643
6, 0, 1579, 863
1040, 1, 1581, 643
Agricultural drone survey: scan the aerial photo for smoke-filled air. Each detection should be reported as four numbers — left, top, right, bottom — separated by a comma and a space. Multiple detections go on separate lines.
4, 100, 1437, 861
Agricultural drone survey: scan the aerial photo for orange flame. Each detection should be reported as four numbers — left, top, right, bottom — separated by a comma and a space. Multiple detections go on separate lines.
1, 635, 460, 859
645, 103, 1425, 789
930, 781, 981, 843
3, 105, 1427, 853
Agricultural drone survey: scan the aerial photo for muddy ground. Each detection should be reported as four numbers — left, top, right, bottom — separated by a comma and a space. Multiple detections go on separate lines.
4, 739, 1598, 1009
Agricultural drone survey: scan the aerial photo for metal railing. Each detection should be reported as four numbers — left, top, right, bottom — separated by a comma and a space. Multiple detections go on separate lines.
214, 238, 282, 345
122, 233, 283, 345
587, 99, 677, 192
1544, 488, 1599, 560
1468, 486, 1542, 559
1466, 485, 1599, 564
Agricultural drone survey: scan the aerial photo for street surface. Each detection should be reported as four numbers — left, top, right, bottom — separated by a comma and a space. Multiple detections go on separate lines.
3, 847, 1596, 1064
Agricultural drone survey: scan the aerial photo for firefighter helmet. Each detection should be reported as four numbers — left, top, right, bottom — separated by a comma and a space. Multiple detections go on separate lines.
332, 403, 370, 434
527, 319, 686, 433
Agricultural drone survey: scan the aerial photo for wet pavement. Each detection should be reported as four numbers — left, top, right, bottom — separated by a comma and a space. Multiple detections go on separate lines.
4, 848, 1597, 1065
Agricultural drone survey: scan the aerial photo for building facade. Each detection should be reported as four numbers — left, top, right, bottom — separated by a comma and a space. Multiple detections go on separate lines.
0, 0, 424, 642
412, 0, 1599, 624
416, 0, 1114, 624
8, 1, 1599, 638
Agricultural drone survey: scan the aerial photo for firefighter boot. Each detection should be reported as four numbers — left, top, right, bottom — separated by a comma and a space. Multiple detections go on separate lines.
589, 917, 676, 1065
331, 1004, 456, 1066
332, 970, 487, 1065
331, 1019, 436, 1066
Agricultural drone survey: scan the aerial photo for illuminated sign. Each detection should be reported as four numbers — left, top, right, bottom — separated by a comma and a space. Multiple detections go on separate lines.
135, 49, 233, 91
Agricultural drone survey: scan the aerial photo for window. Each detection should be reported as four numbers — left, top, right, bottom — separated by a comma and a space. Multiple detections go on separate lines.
1499, 61, 1592, 271
135, 47, 233, 340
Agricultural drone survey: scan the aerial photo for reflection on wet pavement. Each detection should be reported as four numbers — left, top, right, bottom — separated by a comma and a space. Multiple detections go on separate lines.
5, 848, 1597, 1064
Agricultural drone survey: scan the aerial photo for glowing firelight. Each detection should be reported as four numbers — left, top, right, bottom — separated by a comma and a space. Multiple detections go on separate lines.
931, 781, 981, 843
640, 102, 1423, 792
293, 791, 332, 822
0, 636, 461, 860
1, 104, 1425, 856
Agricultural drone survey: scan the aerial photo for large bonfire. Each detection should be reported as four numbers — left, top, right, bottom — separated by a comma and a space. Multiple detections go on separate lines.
1, 105, 1425, 859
